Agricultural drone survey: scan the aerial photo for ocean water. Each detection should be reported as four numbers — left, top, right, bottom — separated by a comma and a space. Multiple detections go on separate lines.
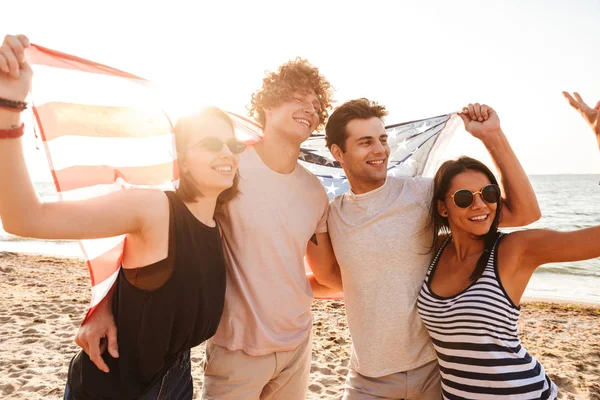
1, 176, 599, 302
510, 174, 600, 303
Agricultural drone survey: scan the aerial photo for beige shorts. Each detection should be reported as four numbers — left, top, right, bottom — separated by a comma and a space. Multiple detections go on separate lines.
343, 359, 441, 400
201, 331, 312, 400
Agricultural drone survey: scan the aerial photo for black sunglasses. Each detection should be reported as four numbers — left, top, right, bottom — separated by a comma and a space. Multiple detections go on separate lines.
450, 184, 501, 208
189, 137, 247, 154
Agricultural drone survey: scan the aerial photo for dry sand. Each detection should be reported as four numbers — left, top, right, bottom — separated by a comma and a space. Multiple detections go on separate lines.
1, 251, 599, 399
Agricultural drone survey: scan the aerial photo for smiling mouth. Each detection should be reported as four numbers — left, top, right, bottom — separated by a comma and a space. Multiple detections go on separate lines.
295, 118, 311, 129
469, 214, 489, 222
213, 165, 233, 173
367, 160, 385, 166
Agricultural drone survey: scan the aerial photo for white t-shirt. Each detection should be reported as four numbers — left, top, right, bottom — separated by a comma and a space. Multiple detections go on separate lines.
212, 147, 329, 356
327, 176, 437, 377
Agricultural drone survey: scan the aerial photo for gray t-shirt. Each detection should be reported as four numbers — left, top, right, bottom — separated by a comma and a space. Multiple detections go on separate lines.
328, 176, 437, 377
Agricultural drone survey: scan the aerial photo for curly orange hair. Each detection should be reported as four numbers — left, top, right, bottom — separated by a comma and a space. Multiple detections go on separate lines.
248, 57, 334, 131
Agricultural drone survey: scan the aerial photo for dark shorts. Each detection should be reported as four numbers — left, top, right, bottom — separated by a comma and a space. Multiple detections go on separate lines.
64, 349, 192, 400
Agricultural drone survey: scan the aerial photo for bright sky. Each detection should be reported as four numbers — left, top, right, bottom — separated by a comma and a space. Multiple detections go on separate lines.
3, 0, 600, 180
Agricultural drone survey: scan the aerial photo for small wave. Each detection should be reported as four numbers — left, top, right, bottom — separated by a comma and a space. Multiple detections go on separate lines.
536, 265, 600, 277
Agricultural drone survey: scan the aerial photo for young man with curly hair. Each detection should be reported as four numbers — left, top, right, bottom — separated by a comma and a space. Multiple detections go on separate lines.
200, 57, 342, 399
75, 58, 343, 400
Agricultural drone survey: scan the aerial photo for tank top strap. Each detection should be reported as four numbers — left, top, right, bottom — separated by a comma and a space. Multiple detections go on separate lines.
424, 234, 452, 283
488, 231, 506, 261
164, 190, 184, 216
493, 231, 505, 246
164, 191, 177, 262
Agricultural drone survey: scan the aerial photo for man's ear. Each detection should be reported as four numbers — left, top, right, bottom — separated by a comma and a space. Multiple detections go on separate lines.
330, 144, 344, 165
264, 108, 272, 121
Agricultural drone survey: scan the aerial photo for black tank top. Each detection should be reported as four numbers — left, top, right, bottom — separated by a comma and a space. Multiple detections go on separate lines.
68, 191, 226, 399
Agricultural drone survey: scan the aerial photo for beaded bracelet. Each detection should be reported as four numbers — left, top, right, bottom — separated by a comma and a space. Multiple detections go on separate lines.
0, 97, 28, 111
0, 123, 25, 139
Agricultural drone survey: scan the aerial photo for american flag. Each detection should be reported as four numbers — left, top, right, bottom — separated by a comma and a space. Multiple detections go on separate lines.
298, 115, 459, 200
25, 45, 458, 321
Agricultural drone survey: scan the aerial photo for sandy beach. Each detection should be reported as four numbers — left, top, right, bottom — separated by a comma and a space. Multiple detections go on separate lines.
1, 251, 599, 399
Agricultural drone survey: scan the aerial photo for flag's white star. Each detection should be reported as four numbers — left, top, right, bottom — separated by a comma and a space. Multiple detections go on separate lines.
326, 182, 338, 195
417, 123, 429, 133
325, 158, 336, 166
396, 139, 409, 151
299, 151, 309, 160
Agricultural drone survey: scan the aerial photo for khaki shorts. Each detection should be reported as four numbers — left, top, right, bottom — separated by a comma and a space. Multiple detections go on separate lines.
343, 359, 441, 400
201, 332, 312, 400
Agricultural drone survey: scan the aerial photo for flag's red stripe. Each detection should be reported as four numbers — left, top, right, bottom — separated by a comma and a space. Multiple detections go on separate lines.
82, 304, 99, 325
32, 105, 63, 193
35, 103, 172, 141
85, 240, 125, 287
228, 112, 263, 143
54, 162, 176, 192
28, 44, 146, 81
228, 111, 262, 131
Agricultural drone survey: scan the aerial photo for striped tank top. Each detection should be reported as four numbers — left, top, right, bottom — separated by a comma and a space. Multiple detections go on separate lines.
417, 233, 558, 399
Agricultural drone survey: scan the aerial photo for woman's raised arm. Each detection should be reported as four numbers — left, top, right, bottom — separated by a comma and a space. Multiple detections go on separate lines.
0, 34, 158, 241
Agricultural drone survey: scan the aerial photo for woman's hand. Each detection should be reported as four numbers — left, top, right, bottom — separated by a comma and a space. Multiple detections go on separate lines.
563, 91, 600, 150
0, 34, 32, 102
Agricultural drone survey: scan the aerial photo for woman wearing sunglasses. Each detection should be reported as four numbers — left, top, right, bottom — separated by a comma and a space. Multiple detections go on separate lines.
0, 34, 247, 400
417, 155, 600, 399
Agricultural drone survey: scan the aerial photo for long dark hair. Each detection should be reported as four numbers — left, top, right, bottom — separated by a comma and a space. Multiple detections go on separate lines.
428, 156, 503, 281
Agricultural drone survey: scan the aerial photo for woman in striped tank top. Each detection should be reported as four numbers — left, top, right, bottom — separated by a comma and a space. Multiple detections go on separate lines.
417, 155, 600, 400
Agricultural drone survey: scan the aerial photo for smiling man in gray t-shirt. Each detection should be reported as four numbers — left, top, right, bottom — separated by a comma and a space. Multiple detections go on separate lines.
317, 98, 541, 399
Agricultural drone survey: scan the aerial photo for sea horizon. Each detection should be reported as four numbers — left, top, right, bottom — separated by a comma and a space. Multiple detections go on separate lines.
1, 175, 599, 304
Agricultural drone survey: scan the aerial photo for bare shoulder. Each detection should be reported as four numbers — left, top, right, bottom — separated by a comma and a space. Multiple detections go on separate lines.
122, 188, 170, 228
119, 187, 169, 210
500, 229, 549, 249
496, 230, 541, 266
496, 231, 530, 253
122, 189, 171, 267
